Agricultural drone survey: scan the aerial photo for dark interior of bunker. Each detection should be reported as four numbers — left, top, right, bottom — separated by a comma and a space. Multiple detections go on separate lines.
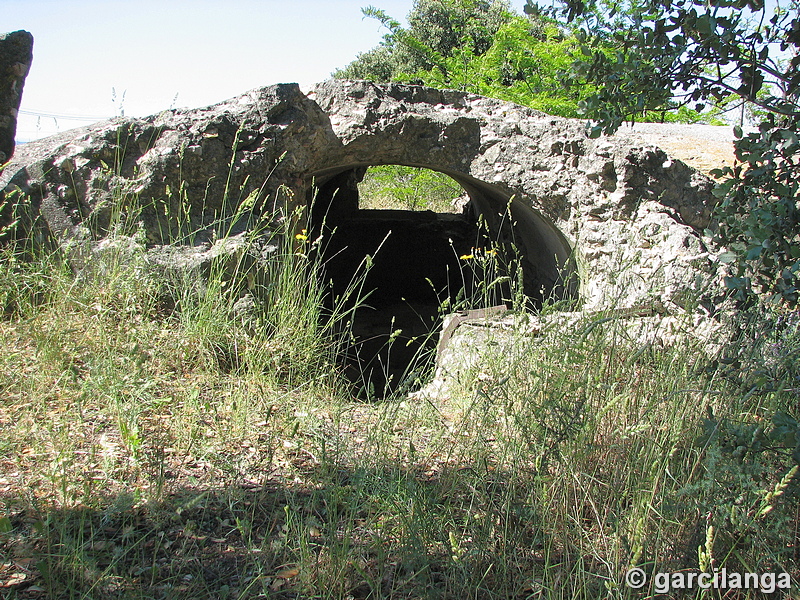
308, 165, 578, 399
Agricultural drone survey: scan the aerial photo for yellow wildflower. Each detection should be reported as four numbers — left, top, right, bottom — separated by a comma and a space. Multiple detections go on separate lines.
459, 253, 474, 260
295, 228, 308, 241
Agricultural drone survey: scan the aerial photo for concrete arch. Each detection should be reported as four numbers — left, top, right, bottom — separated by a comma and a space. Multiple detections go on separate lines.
3, 78, 715, 321
1, 78, 718, 396
304, 161, 581, 396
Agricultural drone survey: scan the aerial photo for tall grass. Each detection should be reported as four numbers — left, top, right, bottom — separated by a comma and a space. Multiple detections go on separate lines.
0, 176, 797, 598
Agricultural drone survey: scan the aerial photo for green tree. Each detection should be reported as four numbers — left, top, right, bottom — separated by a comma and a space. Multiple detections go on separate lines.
544, 0, 800, 305
406, 0, 511, 59
336, 0, 598, 117
335, 0, 514, 82
406, 15, 594, 116
359, 165, 463, 212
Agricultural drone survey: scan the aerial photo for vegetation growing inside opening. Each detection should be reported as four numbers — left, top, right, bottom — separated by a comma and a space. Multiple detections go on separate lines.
357, 165, 464, 212
315, 176, 520, 397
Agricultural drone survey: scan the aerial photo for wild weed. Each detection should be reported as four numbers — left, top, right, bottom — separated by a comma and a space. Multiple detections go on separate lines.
1, 157, 797, 598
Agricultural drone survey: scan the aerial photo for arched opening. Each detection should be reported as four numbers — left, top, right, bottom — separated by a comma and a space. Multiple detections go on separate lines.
307, 164, 577, 398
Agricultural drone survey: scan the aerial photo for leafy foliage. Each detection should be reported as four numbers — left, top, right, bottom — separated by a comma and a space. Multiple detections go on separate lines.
358, 165, 462, 212
338, 0, 733, 122
713, 120, 800, 304
544, 0, 800, 305
404, 15, 596, 116
698, 407, 800, 467
336, 0, 598, 117
538, 0, 797, 130
405, 0, 512, 60
336, 0, 514, 81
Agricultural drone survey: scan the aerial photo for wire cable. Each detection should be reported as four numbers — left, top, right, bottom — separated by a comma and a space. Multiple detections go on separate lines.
18, 109, 110, 121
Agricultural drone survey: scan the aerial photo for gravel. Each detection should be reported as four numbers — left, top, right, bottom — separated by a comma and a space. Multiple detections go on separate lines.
623, 122, 755, 143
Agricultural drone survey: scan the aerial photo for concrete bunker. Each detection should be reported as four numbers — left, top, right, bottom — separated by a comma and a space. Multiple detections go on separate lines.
307, 163, 578, 397
0, 79, 717, 398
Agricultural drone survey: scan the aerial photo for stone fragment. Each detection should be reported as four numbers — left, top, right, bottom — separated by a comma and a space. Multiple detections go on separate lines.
0, 30, 33, 164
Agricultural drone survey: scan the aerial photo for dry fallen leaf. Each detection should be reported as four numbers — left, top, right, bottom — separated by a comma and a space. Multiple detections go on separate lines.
14, 558, 35, 569
275, 567, 299, 579
2, 571, 28, 586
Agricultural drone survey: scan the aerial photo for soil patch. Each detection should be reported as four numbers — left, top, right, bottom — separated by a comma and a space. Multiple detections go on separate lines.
618, 122, 744, 177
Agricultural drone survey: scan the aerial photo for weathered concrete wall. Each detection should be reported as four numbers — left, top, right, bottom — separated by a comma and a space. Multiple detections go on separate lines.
0, 79, 719, 311
0, 30, 34, 164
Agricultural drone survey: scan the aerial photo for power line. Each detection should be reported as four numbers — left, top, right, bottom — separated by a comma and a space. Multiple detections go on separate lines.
18, 108, 110, 121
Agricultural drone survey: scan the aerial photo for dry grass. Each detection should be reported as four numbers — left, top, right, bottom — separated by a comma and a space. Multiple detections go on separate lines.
0, 213, 798, 598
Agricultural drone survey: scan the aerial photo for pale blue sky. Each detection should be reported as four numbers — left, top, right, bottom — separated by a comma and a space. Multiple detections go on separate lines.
6, 0, 529, 141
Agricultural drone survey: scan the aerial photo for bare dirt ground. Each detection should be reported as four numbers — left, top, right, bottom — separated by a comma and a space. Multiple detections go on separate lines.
615, 122, 745, 177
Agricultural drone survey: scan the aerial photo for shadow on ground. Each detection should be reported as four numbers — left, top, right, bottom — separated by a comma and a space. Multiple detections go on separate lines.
0, 459, 604, 600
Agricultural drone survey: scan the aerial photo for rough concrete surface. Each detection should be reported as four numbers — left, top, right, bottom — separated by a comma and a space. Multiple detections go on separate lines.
1, 80, 722, 315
